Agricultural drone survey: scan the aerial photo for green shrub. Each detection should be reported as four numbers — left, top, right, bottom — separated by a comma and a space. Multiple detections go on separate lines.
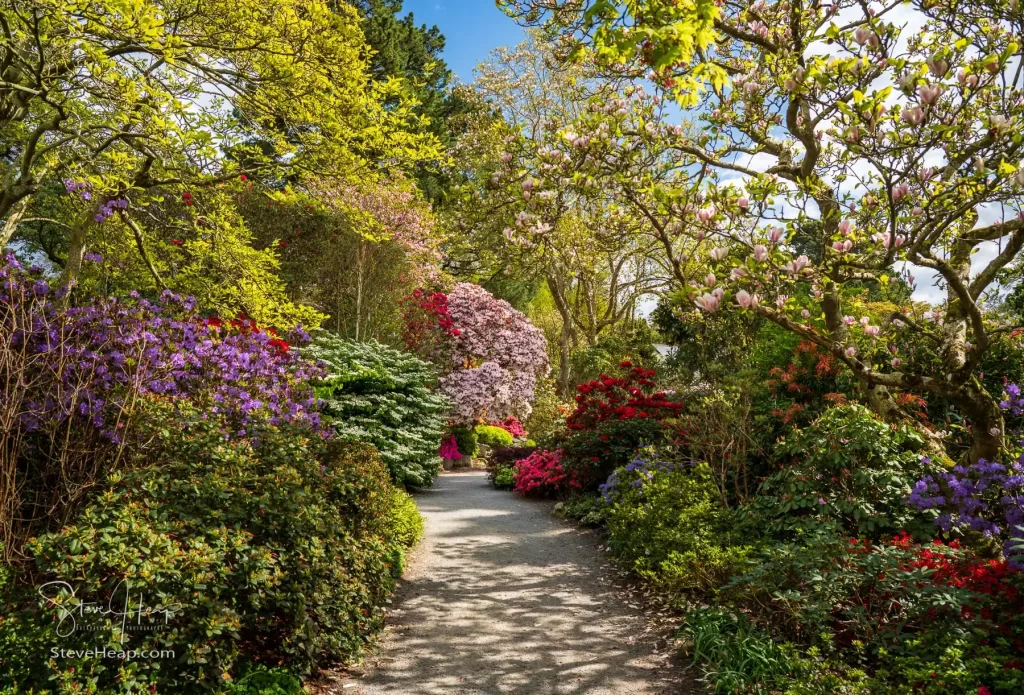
308, 334, 450, 487
683, 608, 871, 695
603, 460, 749, 592
492, 464, 516, 490
741, 405, 940, 539
223, 666, 303, 695
0, 403, 407, 693
475, 424, 514, 447
555, 494, 608, 527
385, 488, 424, 549
450, 425, 478, 458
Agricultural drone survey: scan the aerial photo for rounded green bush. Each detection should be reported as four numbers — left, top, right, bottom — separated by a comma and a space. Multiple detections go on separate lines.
1, 403, 409, 693
475, 424, 514, 447
604, 460, 749, 592
385, 488, 424, 549
450, 425, 478, 458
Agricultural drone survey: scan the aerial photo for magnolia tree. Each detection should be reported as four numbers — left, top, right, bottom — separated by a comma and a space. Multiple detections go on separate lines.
449, 38, 671, 389
508, 0, 1024, 463
404, 282, 549, 424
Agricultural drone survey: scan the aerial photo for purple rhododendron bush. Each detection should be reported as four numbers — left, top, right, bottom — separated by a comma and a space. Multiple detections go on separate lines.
0, 255, 421, 691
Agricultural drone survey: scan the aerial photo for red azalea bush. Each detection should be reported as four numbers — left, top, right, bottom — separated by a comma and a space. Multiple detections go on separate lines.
513, 449, 579, 498
566, 360, 685, 430
561, 361, 685, 488
401, 288, 459, 355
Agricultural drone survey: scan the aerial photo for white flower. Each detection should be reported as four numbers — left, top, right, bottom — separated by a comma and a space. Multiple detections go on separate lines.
709, 247, 729, 261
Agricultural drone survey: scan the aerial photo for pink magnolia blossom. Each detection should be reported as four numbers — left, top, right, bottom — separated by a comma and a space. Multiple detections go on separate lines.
892, 182, 910, 201
784, 255, 810, 274
695, 293, 721, 312
917, 83, 943, 105
705, 272, 717, 287
735, 290, 758, 309
864, 325, 881, 337
845, 346, 857, 358
838, 219, 852, 235
768, 226, 785, 243
753, 245, 769, 262
843, 315, 856, 326
730, 267, 749, 280
902, 107, 925, 126
891, 358, 902, 368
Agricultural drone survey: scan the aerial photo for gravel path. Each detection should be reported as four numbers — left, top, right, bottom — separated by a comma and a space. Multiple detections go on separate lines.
346, 471, 689, 695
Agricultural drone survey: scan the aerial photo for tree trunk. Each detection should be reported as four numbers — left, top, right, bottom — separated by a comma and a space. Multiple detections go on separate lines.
547, 274, 576, 395
58, 212, 93, 301
954, 380, 1005, 463
355, 238, 364, 342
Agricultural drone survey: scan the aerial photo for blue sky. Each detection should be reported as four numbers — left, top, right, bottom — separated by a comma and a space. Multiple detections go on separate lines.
400, 1, 527, 83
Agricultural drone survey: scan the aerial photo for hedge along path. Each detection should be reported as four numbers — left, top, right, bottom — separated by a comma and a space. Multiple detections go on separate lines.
344, 471, 693, 694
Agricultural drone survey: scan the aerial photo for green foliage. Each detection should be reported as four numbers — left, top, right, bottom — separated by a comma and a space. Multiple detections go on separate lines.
474, 424, 514, 447
568, 324, 660, 386
604, 462, 749, 592
308, 333, 450, 487
523, 377, 569, 447
554, 494, 607, 528
743, 406, 939, 539
1, 403, 407, 692
683, 608, 871, 695
223, 666, 303, 695
492, 464, 516, 490
384, 488, 424, 549
449, 425, 478, 459
683, 608, 800, 695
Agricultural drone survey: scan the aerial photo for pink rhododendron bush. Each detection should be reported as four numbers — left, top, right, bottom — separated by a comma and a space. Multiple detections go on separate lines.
512, 449, 579, 498
404, 282, 549, 424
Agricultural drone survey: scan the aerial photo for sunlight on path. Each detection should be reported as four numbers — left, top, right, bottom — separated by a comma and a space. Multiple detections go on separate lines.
350, 472, 689, 694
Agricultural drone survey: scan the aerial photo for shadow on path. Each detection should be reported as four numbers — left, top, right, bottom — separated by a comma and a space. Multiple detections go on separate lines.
351, 472, 690, 695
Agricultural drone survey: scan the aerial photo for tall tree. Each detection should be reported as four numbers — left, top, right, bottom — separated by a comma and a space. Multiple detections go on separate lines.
507, 0, 1024, 463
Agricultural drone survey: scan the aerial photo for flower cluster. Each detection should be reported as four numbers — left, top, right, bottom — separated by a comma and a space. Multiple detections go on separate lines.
491, 416, 525, 437
405, 283, 548, 424
513, 449, 579, 497
93, 198, 128, 223
1001, 382, 1024, 417
63, 179, 92, 200
567, 361, 684, 431
599, 457, 687, 502
909, 456, 1024, 564
2, 254, 323, 444
439, 435, 462, 461
401, 289, 459, 355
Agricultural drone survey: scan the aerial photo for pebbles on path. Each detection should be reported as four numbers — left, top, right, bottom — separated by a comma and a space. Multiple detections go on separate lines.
338, 471, 695, 695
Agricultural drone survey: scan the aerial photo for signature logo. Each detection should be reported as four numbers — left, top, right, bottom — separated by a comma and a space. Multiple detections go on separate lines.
38, 581, 181, 642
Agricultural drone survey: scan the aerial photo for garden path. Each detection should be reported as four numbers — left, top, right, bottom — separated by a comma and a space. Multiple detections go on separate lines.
340, 471, 693, 694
